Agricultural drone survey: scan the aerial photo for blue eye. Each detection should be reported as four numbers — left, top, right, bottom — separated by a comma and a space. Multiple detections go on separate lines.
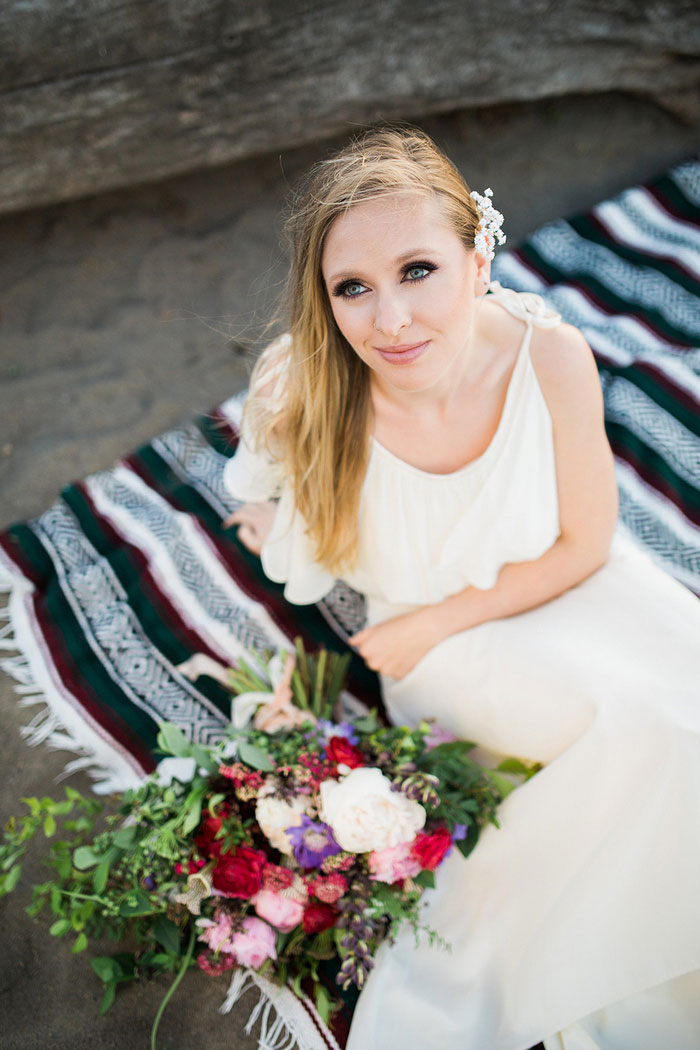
333, 280, 367, 300
343, 282, 366, 298
402, 261, 437, 283
405, 266, 429, 280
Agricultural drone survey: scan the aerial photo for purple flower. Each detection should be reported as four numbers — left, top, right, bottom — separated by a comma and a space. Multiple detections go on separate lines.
287, 815, 342, 868
317, 720, 359, 746
452, 824, 467, 842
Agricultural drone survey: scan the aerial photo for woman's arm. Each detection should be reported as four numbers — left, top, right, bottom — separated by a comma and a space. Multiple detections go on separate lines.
350, 323, 619, 679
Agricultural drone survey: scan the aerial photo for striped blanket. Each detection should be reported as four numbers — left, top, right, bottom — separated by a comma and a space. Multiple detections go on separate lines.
1, 156, 699, 1050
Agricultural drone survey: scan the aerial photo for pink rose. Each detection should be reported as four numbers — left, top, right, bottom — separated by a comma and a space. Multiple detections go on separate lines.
229, 916, 277, 969
368, 840, 422, 884
425, 724, 456, 749
196, 911, 235, 953
253, 889, 305, 933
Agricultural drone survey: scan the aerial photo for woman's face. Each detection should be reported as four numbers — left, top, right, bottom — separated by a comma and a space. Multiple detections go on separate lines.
321, 192, 488, 400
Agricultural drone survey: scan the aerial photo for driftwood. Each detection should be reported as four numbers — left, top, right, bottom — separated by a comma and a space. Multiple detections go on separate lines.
1, 0, 699, 215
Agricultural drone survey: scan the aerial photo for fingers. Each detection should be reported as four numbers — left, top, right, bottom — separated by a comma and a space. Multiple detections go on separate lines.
236, 524, 263, 554
222, 502, 275, 531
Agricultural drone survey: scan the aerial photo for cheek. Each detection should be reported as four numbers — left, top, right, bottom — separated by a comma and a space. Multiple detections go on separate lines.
330, 301, 367, 345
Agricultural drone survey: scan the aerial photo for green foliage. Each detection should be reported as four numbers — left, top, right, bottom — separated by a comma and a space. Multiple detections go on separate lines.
0, 640, 534, 1037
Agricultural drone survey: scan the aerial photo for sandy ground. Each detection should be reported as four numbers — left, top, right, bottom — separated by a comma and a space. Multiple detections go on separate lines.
0, 93, 698, 1050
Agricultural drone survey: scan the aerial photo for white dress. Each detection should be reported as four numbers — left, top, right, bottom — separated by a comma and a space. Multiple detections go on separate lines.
223, 284, 700, 1050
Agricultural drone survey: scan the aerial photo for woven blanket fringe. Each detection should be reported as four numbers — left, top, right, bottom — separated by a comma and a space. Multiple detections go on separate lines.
0, 559, 145, 795
221, 968, 336, 1050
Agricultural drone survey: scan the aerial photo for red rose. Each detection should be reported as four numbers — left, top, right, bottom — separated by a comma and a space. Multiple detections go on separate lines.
302, 900, 340, 935
195, 814, 227, 859
411, 828, 453, 871
212, 845, 267, 899
327, 736, 365, 769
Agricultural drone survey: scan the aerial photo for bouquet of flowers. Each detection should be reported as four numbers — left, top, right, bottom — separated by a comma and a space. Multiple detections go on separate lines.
0, 640, 532, 1047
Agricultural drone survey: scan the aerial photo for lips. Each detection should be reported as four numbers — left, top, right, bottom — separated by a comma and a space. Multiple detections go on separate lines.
374, 340, 430, 364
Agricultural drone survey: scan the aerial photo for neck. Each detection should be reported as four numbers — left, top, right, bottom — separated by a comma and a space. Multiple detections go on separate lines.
370, 299, 494, 418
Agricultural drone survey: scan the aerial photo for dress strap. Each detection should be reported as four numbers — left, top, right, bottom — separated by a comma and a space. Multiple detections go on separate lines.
485, 280, 561, 328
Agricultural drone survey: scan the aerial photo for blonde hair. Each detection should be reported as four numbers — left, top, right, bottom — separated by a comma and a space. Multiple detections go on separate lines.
246, 126, 482, 573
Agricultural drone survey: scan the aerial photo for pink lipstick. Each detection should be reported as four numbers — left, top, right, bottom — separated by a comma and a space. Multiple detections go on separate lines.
374, 340, 430, 364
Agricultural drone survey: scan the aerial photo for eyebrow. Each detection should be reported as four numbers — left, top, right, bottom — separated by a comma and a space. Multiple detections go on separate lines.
324, 248, 440, 286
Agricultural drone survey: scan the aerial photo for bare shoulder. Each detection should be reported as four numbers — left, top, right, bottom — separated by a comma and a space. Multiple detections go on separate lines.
529, 322, 603, 417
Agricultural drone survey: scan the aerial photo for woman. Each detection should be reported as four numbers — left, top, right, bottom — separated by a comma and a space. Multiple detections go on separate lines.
223, 127, 700, 1050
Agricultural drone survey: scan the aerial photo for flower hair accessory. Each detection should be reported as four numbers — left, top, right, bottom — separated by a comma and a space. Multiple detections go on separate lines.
470, 187, 506, 261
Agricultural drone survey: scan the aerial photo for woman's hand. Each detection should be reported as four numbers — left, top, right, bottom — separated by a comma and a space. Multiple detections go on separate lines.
349, 607, 445, 680
223, 501, 278, 555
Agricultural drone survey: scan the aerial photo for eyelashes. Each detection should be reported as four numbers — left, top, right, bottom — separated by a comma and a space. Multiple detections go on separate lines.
332, 260, 437, 300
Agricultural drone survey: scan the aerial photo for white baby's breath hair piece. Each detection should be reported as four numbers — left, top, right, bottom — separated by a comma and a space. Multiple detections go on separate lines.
470, 187, 506, 260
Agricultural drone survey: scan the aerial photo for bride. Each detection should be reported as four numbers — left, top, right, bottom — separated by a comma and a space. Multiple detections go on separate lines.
223, 126, 700, 1050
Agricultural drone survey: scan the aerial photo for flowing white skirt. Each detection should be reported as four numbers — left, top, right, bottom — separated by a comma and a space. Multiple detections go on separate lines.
346, 534, 700, 1050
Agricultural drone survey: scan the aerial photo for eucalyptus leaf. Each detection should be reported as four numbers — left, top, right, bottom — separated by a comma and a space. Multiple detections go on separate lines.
238, 740, 275, 772
3, 863, 21, 894
314, 982, 332, 1024
191, 743, 216, 772
112, 825, 137, 850
91, 956, 120, 983
156, 723, 192, 759
92, 845, 121, 894
72, 846, 100, 870
484, 770, 517, 800
352, 713, 379, 734
496, 757, 530, 776
181, 794, 204, 836
49, 917, 71, 937
98, 983, 116, 1015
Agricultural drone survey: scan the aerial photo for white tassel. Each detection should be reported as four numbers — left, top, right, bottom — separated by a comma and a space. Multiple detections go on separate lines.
0, 574, 147, 794
220, 968, 256, 1014
221, 970, 335, 1050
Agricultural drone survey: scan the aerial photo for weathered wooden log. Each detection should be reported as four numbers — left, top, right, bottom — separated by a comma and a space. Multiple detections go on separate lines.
1, 0, 699, 215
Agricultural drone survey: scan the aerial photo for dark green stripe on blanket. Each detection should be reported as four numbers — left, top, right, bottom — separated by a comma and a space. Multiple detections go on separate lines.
569, 214, 700, 299
516, 240, 698, 347
3, 520, 159, 768
61, 484, 233, 716
127, 443, 383, 711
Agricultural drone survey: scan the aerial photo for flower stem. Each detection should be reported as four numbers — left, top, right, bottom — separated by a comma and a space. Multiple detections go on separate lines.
150, 924, 196, 1050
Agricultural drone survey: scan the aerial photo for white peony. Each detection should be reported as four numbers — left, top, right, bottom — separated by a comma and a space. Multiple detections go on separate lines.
255, 793, 308, 855
319, 767, 426, 853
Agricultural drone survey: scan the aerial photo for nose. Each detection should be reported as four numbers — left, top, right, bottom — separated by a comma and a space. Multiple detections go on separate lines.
373, 290, 410, 338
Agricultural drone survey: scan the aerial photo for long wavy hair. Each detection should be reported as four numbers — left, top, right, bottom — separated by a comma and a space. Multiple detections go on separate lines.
245, 126, 483, 574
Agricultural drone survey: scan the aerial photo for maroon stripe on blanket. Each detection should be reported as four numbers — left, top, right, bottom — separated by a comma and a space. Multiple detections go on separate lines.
646, 184, 700, 231
300, 996, 341, 1050
31, 582, 154, 774
610, 438, 700, 529
631, 359, 700, 416
76, 481, 226, 665
513, 250, 697, 349
586, 210, 700, 290
123, 450, 344, 659
0, 531, 43, 589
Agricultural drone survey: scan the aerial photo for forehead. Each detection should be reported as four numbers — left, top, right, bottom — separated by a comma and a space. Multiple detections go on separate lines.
321, 192, 461, 278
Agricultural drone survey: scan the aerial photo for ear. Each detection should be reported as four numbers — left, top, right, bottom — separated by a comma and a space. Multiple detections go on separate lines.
473, 251, 491, 295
